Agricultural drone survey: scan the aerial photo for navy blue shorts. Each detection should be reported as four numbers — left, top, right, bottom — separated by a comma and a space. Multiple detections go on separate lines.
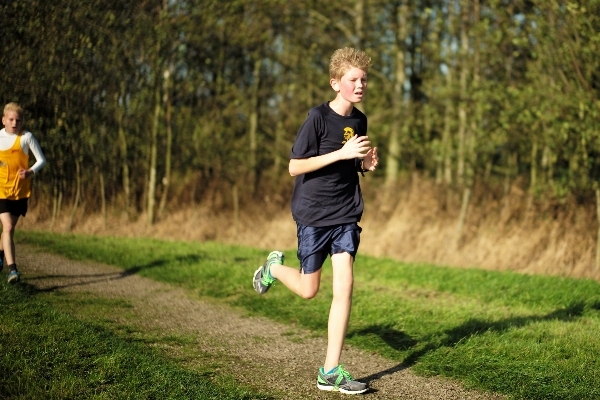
296, 222, 362, 274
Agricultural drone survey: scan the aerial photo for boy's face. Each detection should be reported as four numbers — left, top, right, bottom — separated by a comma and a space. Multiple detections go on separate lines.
331, 67, 368, 104
2, 110, 23, 134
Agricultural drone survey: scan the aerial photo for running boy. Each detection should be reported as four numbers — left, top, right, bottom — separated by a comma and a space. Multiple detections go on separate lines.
0, 102, 46, 283
253, 47, 378, 394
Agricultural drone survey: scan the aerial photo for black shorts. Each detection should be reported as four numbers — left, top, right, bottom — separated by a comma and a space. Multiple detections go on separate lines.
0, 198, 29, 217
296, 222, 362, 274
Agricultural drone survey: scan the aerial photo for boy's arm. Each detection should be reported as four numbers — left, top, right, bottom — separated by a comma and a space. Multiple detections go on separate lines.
289, 134, 372, 176
25, 134, 47, 174
17, 133, 46, 179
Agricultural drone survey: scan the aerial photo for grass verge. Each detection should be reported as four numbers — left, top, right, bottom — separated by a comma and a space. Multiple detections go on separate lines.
14, 230, 600, 400
0, 276, 270, 399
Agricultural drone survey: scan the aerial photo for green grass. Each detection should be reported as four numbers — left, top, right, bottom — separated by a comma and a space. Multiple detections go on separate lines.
13, 230, 600, 400
0, 279, 270, 399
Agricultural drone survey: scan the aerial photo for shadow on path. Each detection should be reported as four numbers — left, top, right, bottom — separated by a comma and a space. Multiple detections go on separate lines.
25, 254, 203, 292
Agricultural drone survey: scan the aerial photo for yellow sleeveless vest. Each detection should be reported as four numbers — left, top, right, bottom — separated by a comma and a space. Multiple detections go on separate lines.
0, 131, 31, 199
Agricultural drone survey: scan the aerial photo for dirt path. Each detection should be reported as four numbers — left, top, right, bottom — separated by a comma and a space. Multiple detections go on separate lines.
18, 245, 505, 400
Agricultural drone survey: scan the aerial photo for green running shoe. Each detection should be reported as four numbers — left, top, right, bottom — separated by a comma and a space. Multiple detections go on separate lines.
317, 365, 367, 394
253, 251, 284, 294
8, 270, 20, 284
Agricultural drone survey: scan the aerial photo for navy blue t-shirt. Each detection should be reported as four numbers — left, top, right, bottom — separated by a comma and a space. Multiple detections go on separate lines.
290, 102, 367, 227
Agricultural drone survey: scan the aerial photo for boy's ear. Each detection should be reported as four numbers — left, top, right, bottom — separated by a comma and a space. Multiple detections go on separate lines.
330, 78, 340, 92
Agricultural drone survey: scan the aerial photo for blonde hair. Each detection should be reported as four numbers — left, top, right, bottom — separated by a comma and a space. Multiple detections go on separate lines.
329, 47, 372, 81
4, 102, 23, 117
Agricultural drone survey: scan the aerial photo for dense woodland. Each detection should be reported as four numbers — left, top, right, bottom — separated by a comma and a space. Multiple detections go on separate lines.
1, 1, 600, 260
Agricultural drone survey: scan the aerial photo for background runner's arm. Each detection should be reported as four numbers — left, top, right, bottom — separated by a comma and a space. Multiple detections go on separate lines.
22, 134, 47, 174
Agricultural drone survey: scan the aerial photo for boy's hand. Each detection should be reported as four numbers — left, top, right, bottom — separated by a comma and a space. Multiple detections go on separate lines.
362, 147, 379, 171
339, 135, 371, 160
18, 169, 33, 179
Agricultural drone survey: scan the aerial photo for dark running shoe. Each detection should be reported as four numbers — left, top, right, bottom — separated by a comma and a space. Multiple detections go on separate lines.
317, 365, 367, 395
8, 270, 20, 284
253, 251, 284, 294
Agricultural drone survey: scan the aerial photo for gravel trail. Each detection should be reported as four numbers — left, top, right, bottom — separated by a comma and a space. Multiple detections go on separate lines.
19, 245, 505, 400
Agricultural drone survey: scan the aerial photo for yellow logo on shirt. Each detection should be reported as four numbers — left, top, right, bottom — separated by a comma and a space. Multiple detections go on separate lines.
342, 127, 354, 144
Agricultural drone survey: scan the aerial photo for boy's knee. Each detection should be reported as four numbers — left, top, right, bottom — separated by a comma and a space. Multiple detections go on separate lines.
332, 279, 354, 300
1, 225, 15, 234
300, 288, 319, 299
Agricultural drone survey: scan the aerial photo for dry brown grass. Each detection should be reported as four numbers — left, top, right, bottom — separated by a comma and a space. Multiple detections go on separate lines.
20, 174, 600, 281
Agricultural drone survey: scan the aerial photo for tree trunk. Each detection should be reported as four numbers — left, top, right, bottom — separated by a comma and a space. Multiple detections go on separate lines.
442, 69, 453, 186
455, 186, 471, 242
351, 0, 367, 110
67, 157, 81, 232
232, 182, 239, 236
248, 57, 261, 192
115, 90, 130, 216
99, 170, 107, 230
385, 2, 408, 187
353, 0, 364, 48
456, 1, 469, 186
51, 179, 62, 230
455, 1, 474, 243
501, 152, 517, 222
274, 120, 284, 176
524, 139, 538, 223
442, 0, 456, 212
159, 65, 173, 218
147, 81, 161, 226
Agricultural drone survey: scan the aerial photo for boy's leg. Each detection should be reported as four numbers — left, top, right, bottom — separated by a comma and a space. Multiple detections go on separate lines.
1, 212, 20, 283
253, 251, 321, 298
323, 251, 354, 372
0, 212, 19, 265
255, 223, 327, 299
270, 263, 321, 299
316, 251, 366, 394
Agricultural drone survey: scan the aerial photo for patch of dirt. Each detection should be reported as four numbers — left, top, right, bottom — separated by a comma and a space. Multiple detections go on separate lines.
18, 244, 506, 400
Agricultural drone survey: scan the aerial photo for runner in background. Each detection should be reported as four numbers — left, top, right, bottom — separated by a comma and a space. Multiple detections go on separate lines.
0, 102, 46, 283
